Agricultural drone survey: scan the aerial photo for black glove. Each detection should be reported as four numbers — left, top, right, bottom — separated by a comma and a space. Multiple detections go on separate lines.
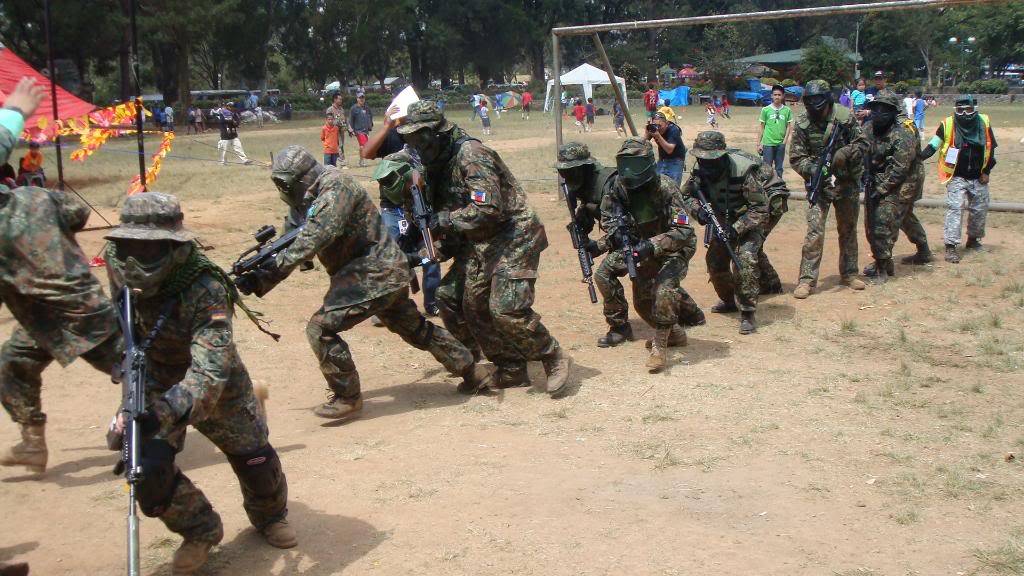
584, 239, 602, 257
138, 408, 161, 438
632, 238, 655, 261
234, 272, 258, 295
407, 252, 425, 269
573, 211, 595, 235
695, 209, 709, 226
234, 260, 281, 297
725, 225, 739, 243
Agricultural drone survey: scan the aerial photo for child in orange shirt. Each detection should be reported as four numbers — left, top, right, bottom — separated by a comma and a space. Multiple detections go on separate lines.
17, 141, 45, 186
320, 112, 341, 166
572, 99, 586, 133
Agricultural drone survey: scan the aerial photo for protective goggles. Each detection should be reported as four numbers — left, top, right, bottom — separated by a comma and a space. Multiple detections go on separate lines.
954, 105, 976, 115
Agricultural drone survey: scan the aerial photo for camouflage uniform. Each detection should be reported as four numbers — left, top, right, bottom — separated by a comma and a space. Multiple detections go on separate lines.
790, 80, 864, 289
859, 93, 927, 278
252, 149, 476, 408
104, 192, 289, 548
0, 124, 119, 432
681, 133, 769, 320
398, 101, 571, 393
600, 140, 698, 347
758, 169, 790, 293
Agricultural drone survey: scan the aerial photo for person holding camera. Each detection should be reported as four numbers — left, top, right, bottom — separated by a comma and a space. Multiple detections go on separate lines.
646, 111, 686, 184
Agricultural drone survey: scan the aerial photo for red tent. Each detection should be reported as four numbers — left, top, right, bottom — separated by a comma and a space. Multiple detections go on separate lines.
0, 46, 95, 133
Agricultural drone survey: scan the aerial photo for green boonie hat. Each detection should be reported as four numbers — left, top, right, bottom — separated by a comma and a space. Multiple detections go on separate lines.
616, 137, 656, 188
372, 151, 415, 204
803, 79, 830, 98
555, 142, 596, 170
616, 137, 654, 160
691, 131, 728, 160
105, 191, 196, 243
955, 94, 977, 106
396, 101, 453, 135
867, 91, 900, 110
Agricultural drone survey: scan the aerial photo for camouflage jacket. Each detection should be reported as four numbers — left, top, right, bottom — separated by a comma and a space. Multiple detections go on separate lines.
111, 271, 251, 433
790, 105, 863, 193
568, 164, 617, 253
600, 174, 697, 262
429, 136, 548, 274
680, 151, 769, 236
859, 118, 922, 202
277, 166, 410, 309
0, 126, 117, 365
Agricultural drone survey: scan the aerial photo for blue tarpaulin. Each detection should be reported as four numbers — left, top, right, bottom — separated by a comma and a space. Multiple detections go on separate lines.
657, 86, 691, 106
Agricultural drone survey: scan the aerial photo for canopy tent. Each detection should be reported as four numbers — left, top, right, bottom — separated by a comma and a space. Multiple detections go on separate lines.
658, 86, 691, 106
494, 91, 521, 109
0, 45, 95, 134
676, 67, 699, 80
544, 63, 628, 112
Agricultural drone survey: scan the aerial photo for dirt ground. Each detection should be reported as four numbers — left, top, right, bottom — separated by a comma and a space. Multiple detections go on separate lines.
1, 104, 1023, 576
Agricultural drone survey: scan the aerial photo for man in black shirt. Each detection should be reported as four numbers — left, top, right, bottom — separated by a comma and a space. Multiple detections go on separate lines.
216, 102, 252, 165
646, 111, 685, 183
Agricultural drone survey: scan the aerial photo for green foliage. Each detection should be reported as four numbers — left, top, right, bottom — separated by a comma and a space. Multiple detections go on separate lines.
800, 38, 854, 87
690, 81, 714, 95
893, 81, 910, 94
761, 77, 781, 87
958, 79, 1010, 94
781, 78, 797, 87
618, 63, 645, 91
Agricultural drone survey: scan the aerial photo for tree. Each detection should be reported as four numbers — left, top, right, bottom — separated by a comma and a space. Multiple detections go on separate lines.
800, 38, 853, 86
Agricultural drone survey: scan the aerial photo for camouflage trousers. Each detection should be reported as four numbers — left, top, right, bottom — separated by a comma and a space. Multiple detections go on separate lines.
463, 252, 559, 373
306, 286, 473, 401
144, 379, 287, 544
799, 190, 860, 285
629, 255, 696, 330
944, 176, 989, 246
707, 230, 763, 312
595, 250, 703, 329
758, 199, 787, 292
1, 326, 120, 425
865, 194, 926, 262
434, 261, 482, 359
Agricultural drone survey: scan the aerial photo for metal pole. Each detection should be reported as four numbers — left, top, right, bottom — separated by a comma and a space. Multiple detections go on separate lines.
42, 0, 65, 190
784, 191, 1024, 213
552, 31, 563, 151
130, 0, 147, 190
552, 0, 1000, 36
591, 33, 637, 137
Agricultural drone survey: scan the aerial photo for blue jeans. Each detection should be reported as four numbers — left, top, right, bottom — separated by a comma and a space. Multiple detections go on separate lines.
761, 144, 785, 177
657, 157, 684, 184
381, 207, 440, 308
324, 153, 339, 166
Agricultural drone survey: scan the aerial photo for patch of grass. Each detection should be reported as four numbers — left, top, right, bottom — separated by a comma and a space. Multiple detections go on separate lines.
832, 568, 880, 576
966, 270, 995, 288
976, 335, 1024, 372
988, 311, 1004, 329
1000, 279, 1024, 298
981, 414, 1005, 439
641, 404, 677, 424
891, 507, 920, 525
937, 465, 988, 500
693, 454, 723, 473
955, 316, 982, 334
973, 528, 1024, 575
626, 439, 681, 470
840, 318, 858, 334
544, 406, 569, 420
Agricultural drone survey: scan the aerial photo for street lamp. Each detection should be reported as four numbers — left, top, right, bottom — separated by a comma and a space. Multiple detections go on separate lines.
948, 36, 976, 84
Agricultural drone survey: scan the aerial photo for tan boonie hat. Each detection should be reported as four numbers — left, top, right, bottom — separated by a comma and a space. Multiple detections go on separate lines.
555, 142, 596, 170
396, 101, 454, 134
105, 191, 196, 242
691, 131, 728, 160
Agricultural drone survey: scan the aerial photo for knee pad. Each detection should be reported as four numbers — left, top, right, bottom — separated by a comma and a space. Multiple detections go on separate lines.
137, 439, 179, 517
227, 444, 283, 499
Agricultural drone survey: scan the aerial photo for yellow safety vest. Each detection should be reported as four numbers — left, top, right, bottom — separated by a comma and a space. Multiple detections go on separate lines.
937, 113, 991, 184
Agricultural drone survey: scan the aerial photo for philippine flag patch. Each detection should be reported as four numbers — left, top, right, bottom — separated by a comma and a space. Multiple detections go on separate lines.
675, 212, 689, 225
471, 189, 487, 204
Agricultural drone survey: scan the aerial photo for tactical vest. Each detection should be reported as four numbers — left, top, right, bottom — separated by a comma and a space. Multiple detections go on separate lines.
937, 114, 991, 184
621, 176, 672, 238
702, 150, 760, 222
798, 105, 852, 154
589, 166, 618, 205
425, 133, 479, 207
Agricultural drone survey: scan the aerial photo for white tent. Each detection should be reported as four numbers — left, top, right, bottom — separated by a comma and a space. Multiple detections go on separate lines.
544, 63, 628, 111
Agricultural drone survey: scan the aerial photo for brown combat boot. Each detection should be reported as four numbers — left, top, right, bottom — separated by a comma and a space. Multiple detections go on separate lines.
457, 363, 496, 395
945, 244, 961, 263
646, 328, 670, 373
0, 423, 47, 474
793, 283, 812, 299
901, 245, 933, 265
542, 347, 573, 397
261, 519, 298, 549
646, 324, 687, 348
965, 236, 984, 251
841, 276, 866, 290
312, 395, 363, 419
171, 539, 219, 576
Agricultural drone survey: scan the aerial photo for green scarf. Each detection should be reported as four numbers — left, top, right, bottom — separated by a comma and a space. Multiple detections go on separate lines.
954, 114, 985, 148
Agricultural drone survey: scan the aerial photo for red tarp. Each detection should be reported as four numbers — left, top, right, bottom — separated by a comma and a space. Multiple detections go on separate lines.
0, 47, 95, 132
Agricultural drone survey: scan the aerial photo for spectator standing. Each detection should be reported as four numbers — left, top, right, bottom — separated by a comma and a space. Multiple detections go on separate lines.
613, 100, 626, 137
851, 78, 867, 113
584, 97, 595, 132
470, 93, 481, 121
325, 93, 349, 168
282, 100, 292, 121
215, 102, 252, 165
479, 100, 492, 135
913, 90, 927, 131
17, 141, 45, 186
705, 101, 718, 128
521, 91, 533, 119
722, 96, 731, 118
903, 92, 915, 118
321, 112, 341, 166
839, 88, 852, 109
254, 102, 265, 128
657, 99, 676, 122
348, 93, 374, 167
643, 85, 659, 119
248, 91, 259, 111
646, 111, 686, 183
757, 85, 793, 177
163, 103, 175, 131
866, 70, 886, 100
572, 99, 586, 133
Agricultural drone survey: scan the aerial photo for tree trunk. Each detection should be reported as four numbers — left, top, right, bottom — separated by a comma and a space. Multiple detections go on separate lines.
530, 43, 545, 86
458, 66, 465, 86
175, 32, 191, 109
118, 0, 132, 102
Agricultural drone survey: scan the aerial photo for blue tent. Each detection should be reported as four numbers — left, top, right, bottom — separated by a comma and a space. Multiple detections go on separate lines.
658, 86, 691, 106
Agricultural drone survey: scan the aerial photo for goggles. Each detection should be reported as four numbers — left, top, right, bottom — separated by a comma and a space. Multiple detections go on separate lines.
954, 105, 976, 115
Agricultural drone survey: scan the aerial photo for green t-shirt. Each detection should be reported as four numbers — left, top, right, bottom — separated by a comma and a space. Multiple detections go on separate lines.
759, 104, 792, 146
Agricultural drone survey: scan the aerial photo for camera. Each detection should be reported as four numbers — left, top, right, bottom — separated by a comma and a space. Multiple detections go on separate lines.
646, 123, 658, 133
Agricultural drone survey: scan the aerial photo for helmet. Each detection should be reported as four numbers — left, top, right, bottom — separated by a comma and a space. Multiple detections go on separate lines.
615, 137, 656, 189
104, 192, 194, 298
691, 131, 728, 160
395, 101, 454, 135
802, 80, 832, 112
555, 142, 597, 170
372, 151, 415, 206
866, 90, 900, 110
271, 145, 323, 209
955, 94, 977, 107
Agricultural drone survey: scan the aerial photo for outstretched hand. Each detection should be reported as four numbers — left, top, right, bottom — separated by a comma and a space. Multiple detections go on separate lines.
4, 77, 47, 118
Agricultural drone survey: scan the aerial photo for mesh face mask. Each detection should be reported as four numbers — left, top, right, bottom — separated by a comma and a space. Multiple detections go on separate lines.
616, 155, 656, 189
109, 241, 192, 298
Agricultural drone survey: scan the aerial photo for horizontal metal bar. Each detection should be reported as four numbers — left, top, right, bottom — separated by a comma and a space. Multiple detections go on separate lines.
786, 192, 1024, 213
552, 0, 1002, 36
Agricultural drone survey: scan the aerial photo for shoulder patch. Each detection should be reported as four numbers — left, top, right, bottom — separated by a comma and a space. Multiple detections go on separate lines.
471, 190, 487, 204
307, 202, 321, 218
674, 211, 689, 226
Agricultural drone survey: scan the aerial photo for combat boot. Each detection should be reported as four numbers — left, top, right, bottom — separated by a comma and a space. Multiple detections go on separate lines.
945, 244, 961, 263
261, 519, 298, 549
172, 539, 219, 576
870, 260, 890, 285
494, 364, 530, 389
739, 311, 757, 335
596, 324, 634, 348
760, 279, 784, 295
457, 363, 496, 395
711, 300, 738, 313
542, 347, 573, 397
965, 236, 984, 251
645, 328, 670, 373
312, 394, 363, 419
681, 307, 706, 327
901, 245, 933, 265
841, 276, 866, 290
793, 283, 813, 299
0, 423, 47, 474
645, 324, 687, 349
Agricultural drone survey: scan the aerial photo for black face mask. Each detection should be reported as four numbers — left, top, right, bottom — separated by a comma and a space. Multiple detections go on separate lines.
558, 166, 590, 191
403, 128, 449, 166
871, 107, 896, 135
804, 96, 831, 121
697, 157, 727, 181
